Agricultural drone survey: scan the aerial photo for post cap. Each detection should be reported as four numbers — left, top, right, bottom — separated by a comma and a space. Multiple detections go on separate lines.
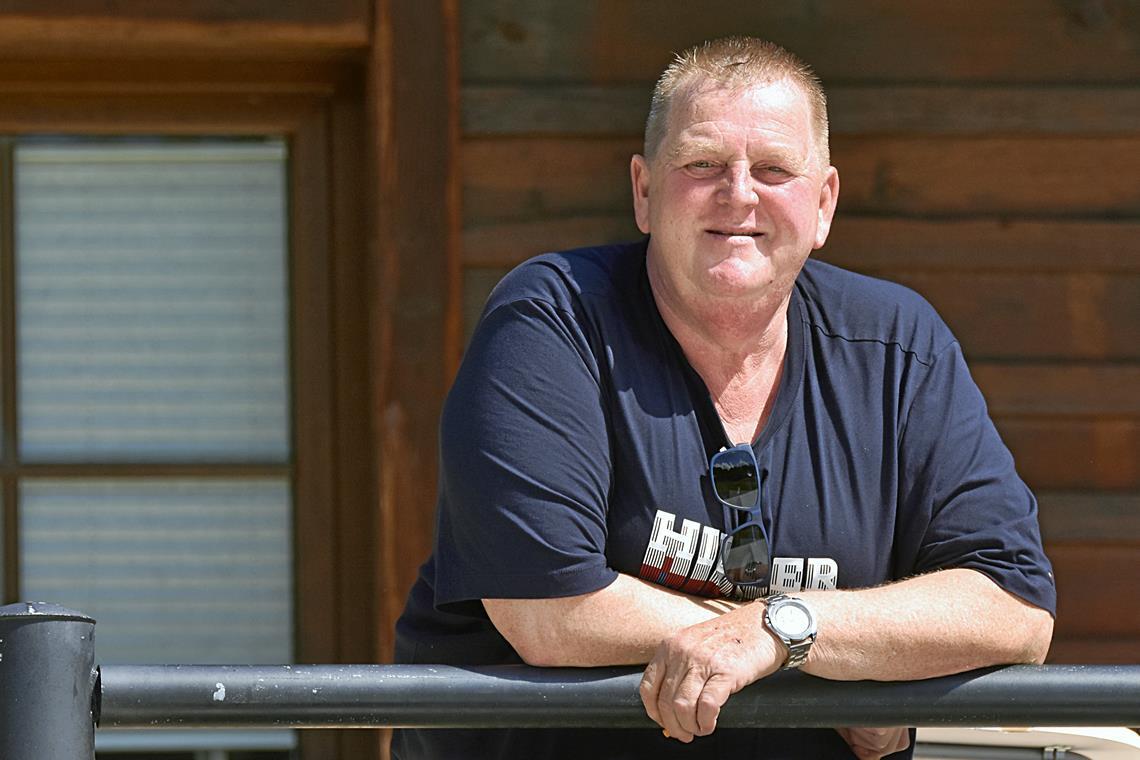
0, 601, 94, 623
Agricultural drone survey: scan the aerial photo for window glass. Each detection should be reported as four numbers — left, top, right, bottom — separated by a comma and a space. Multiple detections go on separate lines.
19, 478, 293, 665
15, 140, 290, 462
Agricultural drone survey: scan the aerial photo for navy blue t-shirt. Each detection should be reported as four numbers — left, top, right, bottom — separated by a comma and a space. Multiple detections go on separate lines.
393, 240, 1056, 759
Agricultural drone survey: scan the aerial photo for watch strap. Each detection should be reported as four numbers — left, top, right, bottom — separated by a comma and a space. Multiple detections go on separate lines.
764, 593, 817, 670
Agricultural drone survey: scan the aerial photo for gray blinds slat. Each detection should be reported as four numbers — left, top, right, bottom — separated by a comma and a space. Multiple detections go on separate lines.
15, 140, 290, 463
19, 478, 293, 665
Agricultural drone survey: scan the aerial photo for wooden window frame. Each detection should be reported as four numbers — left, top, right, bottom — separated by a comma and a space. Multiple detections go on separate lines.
0, 60, 375, 683
0, 5, 460, 755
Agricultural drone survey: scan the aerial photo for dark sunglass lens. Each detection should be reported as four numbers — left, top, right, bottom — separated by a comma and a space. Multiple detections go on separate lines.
712, 449, 758, 508
724, 524, 770, 584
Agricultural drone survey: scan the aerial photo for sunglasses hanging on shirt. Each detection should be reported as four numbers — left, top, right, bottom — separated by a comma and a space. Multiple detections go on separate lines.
710, 443, 772, 590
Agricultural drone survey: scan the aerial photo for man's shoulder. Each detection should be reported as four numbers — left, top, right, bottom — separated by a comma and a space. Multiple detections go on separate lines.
796, 259, 955, 362
484, 239, 646, 315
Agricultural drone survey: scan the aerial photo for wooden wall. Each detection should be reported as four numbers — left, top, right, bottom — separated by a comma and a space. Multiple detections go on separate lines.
457, 0, 1140, 663
8, 0, 1131, 691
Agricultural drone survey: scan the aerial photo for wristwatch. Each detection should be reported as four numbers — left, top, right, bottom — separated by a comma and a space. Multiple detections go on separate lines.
763, 593, 817, 669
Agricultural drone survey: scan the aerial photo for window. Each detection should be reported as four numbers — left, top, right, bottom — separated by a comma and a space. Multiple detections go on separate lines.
1, 137, 296, 757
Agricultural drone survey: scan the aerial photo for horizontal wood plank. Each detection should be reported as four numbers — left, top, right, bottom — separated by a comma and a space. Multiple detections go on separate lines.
462, 137, 639, 225
0, 1, 370, 57
0, 0, 367, 23
0, 60, 352, 95
822, 218, 1140, 275
977, 365, 1140, 417
462, 266, 510, 344
464, 85, 1140, 137
1046, 636, 1140, 664
463, 0, 1140, 83
1048, 543, 1140, 637
461, 261, 1140, 361
834, 136, 1140, 217
1037, 492, 1140, 544
0, 91, 329, 133
464, 215, 641, 267
889, 272, 1139, 361
463, 137, 1140, 222
465, 215, 1140, 274
999, 418, 1140, 491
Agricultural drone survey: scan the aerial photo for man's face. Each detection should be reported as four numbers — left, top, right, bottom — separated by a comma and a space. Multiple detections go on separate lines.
631, 80, 839, 308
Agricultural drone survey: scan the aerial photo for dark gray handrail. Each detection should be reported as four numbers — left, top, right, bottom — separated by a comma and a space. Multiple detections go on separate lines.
3, 603, 1139, 760
97, 663, 1140, 729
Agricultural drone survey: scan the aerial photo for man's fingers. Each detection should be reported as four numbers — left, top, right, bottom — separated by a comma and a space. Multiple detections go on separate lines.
694, 673, 733, 736
638, 660, 663, 726
838, 727, 911, 759
655, 666, 698, 742
884, 727, 911, 755
664, 669, 707, 738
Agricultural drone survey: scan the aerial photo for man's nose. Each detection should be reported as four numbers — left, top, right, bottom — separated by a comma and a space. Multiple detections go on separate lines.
719, 164, 759, 207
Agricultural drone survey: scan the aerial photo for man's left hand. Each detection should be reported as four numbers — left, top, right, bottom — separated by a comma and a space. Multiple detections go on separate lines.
639, 602, 784, 742
836, 727, 911, 759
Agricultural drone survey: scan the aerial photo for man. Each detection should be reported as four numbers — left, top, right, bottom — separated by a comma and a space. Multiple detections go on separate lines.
393, 37, 1055, 759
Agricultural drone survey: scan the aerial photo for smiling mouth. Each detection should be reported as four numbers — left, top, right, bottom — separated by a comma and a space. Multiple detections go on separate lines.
707, 229, 763, 238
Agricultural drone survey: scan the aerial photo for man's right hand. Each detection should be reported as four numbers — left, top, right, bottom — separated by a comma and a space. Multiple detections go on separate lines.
639, 601, 785, 742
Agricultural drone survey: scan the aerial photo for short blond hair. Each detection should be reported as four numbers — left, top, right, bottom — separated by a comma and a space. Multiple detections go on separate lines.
644, 37, 830, 167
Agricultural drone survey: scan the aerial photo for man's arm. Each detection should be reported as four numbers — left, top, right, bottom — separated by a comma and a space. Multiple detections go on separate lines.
484, 574, 741, 667
638, 567, 1053, 743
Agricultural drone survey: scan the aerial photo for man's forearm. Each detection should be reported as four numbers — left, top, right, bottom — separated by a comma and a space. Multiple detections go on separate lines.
483, 574, 741, 667
801, 567, 1053, 681
639, 567, 1053, 744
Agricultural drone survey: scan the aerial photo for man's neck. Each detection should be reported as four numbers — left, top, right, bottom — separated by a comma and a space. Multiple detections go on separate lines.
648, 261, 792, 444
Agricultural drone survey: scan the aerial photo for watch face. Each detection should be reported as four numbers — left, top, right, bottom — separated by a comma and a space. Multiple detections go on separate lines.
773, 602, 812, 638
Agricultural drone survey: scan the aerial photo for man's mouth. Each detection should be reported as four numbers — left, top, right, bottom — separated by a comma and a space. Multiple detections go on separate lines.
707, 229, 763, 239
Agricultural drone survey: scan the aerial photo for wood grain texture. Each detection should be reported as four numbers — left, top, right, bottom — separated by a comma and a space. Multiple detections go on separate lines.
460, 261, 1140, 361
0, 0, 369, 58
463, 0, 1140, 84
1049, 543, 1140, 637
463, 136, 1140, 222
976, 365, 1140, 417
290, 108, 339, 665
0, 59, 349, 95
464, 215, 641, 267
453, 0, 1140, 678
821, 218, 1140, 275
1038, 492, 1140, 543
1046, 635, 1140, 664
465, 215, 1140, 274
889, 272, 1139, 361
999, 418, 1140, 491
370, 0, 459, 665
465, 84, 1140, 137
0, 0, 368, 23
463, 137, 639, 225
833, 136, 1140, 217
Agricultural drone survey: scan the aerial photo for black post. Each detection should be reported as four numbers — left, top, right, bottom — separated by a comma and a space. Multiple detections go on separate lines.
0, 602, 96, 760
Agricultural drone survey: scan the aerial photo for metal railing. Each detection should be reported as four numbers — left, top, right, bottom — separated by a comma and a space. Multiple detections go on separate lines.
4, 602, 1139, 759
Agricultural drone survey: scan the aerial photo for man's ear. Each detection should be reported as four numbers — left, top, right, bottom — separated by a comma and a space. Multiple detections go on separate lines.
631, 154, 652, 234
812, 166, 840, 250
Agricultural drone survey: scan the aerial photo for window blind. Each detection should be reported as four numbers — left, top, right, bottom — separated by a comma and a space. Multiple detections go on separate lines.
20, 478, 293, 665
15, 140, 290, 463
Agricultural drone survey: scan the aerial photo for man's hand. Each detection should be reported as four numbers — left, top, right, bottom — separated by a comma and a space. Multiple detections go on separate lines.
836, 727, 911, 759
639, 602, 784, 742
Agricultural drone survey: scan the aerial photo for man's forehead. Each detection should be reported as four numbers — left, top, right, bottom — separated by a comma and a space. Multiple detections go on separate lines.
660, 81, 816, 157
673, 79, 810, 127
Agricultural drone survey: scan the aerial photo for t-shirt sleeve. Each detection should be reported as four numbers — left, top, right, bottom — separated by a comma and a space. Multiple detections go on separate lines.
897, 340, 1057, 616
432, 296, 617, 614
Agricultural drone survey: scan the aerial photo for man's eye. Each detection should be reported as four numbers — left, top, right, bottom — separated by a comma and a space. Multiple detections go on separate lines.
689, 160, 715, 169
756, 165, 794, 181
